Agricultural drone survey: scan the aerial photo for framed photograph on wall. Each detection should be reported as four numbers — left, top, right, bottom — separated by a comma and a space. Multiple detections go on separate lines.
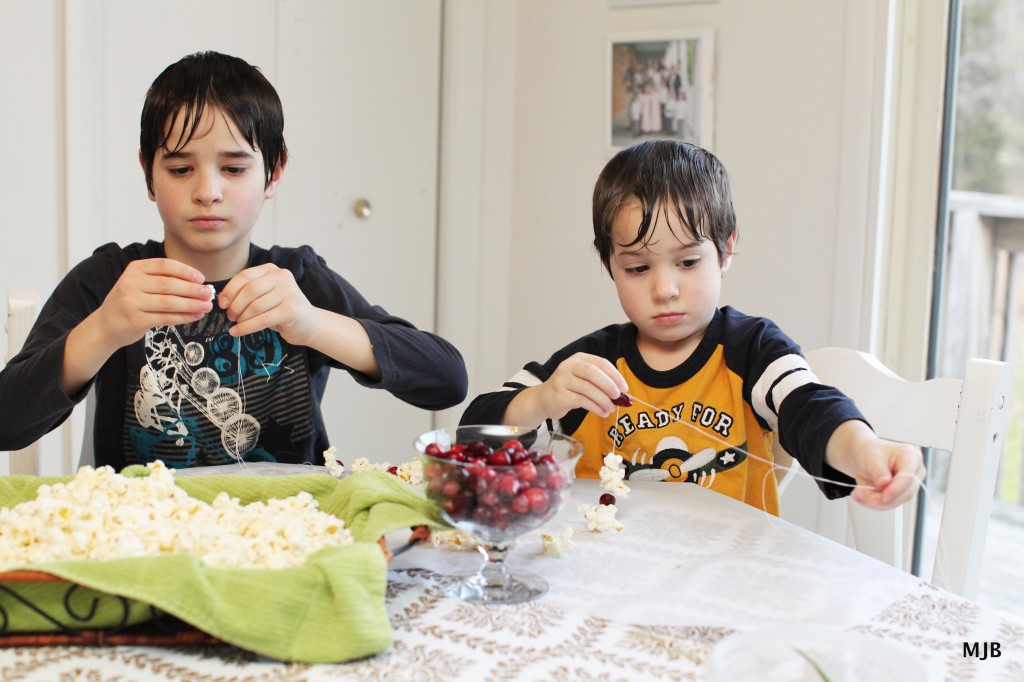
608, 29, 715, 152
610, 1, 718, 6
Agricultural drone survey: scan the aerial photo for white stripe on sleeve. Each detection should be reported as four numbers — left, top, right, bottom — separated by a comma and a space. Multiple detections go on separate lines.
501, 368, 543, 391
750, 354, 817, 430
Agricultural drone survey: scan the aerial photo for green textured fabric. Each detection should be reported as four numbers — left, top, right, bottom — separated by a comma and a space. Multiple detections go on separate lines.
0, 470, 447, 663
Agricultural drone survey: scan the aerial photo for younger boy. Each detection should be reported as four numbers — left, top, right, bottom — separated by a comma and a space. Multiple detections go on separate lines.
461, 140, 922, 514
0, 51, 467, 469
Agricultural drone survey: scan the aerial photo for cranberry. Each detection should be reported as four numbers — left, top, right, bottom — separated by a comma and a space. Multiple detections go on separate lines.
524, 487, 550, 513
487, 450, 512, 466
545, 470, 567, 491
513, 461, 538, 484
466, 440, 493, 458
443, 490, 475, 520
441, 479, 462, 498
611, 393, 633, 407
425, 442, 445, 456
387, 466, 399, 476
537, 454, 557, 467
427, 475, 446, 494
490, 506, 511, 530
510, 493, 531, 514
472, 505, 493, 525
599, 493, 616, 506
495, 473, 521, 499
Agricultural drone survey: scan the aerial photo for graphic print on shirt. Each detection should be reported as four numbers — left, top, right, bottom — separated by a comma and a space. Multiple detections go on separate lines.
606, 401, 748, 485
125, 307, 314, 467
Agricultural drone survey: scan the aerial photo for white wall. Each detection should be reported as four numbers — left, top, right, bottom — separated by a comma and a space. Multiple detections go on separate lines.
1, 1, 63, 348
501, 0, 891, 376
0, 1, 68, 475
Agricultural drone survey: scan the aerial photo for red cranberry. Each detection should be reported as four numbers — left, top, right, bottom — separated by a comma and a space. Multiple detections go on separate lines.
487, 450, 512, 466
472, 505, 493, 525
545, 470, 567, 491
510, 493, 531, 514
524, 487, 550, 513
509, 448, 530, 464
466, 440, 493, 458
514, 461, 538, 484
441, 480, 462, 498
425, 442, 445, 456
387, 466, 399, 476
495, 473, 521, 499
599, 493, 616, 506
611, 393, 633, 407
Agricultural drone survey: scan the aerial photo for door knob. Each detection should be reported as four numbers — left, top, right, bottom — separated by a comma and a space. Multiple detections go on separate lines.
353, 198, 372, 219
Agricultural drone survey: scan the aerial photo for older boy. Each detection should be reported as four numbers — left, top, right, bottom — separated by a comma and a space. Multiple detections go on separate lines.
0, 51, 467, 469
462, 140, 921, 514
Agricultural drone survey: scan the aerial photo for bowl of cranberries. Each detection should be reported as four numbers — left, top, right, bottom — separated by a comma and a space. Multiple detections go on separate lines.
414, 425, 583, 603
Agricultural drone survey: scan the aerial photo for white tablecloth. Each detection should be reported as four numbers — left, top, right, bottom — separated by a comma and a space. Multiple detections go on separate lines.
2, 478, 1021, 680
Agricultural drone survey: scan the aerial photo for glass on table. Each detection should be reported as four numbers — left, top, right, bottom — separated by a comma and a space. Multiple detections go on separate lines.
413, 424, 583, 604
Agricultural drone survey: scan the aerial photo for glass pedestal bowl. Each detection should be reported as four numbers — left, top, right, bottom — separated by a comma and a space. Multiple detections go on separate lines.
414, 425, 583, 604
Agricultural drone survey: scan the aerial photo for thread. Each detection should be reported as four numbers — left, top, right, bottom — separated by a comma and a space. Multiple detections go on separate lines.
230, 333, 250, 472
612, 392, 945, 580
141, 317, 252, 471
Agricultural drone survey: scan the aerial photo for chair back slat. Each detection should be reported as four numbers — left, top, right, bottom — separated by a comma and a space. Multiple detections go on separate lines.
4, 290, 40, 475
778, 346, 1012, 599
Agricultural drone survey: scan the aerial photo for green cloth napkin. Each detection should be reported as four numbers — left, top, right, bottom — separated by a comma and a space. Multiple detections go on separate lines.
0, 470, 447, 663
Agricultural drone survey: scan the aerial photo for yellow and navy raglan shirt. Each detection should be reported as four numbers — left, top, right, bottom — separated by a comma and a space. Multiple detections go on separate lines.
461, 307, 863, 515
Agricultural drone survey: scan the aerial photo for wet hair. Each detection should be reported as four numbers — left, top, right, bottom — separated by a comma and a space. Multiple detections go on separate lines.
139, 51, 287, 192
592, 140, 736, 276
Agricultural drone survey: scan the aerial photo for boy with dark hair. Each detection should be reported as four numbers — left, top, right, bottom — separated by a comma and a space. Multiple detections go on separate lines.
0, 51, 467, 469
462, 140, 922, 514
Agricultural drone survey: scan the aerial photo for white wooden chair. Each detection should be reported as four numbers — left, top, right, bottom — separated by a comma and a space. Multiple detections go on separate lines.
4, 289, 96, 474
775, 347, 1012, 599
4, 290, 41, 475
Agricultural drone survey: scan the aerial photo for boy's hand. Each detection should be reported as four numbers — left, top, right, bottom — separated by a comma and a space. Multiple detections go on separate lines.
826, 420, 926, 510
98, 259, 212, 348
218, 263, 316, 343
508, 353, 630, 426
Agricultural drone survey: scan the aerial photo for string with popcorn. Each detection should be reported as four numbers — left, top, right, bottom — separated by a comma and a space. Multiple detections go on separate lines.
320, 445, 627, 555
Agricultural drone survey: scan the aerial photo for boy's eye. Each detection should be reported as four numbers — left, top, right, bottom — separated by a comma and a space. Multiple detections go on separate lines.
624, 265, 648, 275
167, 166, 191, 176
224, 166, 247, 175
679, 258, 701, 268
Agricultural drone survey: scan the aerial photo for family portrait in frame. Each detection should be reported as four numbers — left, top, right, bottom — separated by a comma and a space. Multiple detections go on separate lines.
608, 29, 715, 151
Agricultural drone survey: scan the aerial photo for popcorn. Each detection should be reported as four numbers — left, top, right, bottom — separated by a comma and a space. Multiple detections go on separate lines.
578, 503, 624, 533
395, 458, 423, 486
540, 526, 573, 556
323, 445, 345, 477
351, 457, 390, 473
344, 455, 422, 486
0, 461, 353, 571
599, 453, 630, 499
429, 528, 478, 551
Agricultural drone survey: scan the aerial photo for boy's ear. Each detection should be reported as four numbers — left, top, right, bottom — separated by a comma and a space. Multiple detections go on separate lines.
264, 152, 287, 199
139, 150, 155, 201
720, 230, 739, 274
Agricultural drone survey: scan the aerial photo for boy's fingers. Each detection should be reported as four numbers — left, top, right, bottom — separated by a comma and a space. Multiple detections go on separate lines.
143, 258, 206, 283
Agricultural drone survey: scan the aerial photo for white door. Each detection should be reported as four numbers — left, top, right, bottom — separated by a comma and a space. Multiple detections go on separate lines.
68, 0, 441, 466
274, 1, 442, 465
